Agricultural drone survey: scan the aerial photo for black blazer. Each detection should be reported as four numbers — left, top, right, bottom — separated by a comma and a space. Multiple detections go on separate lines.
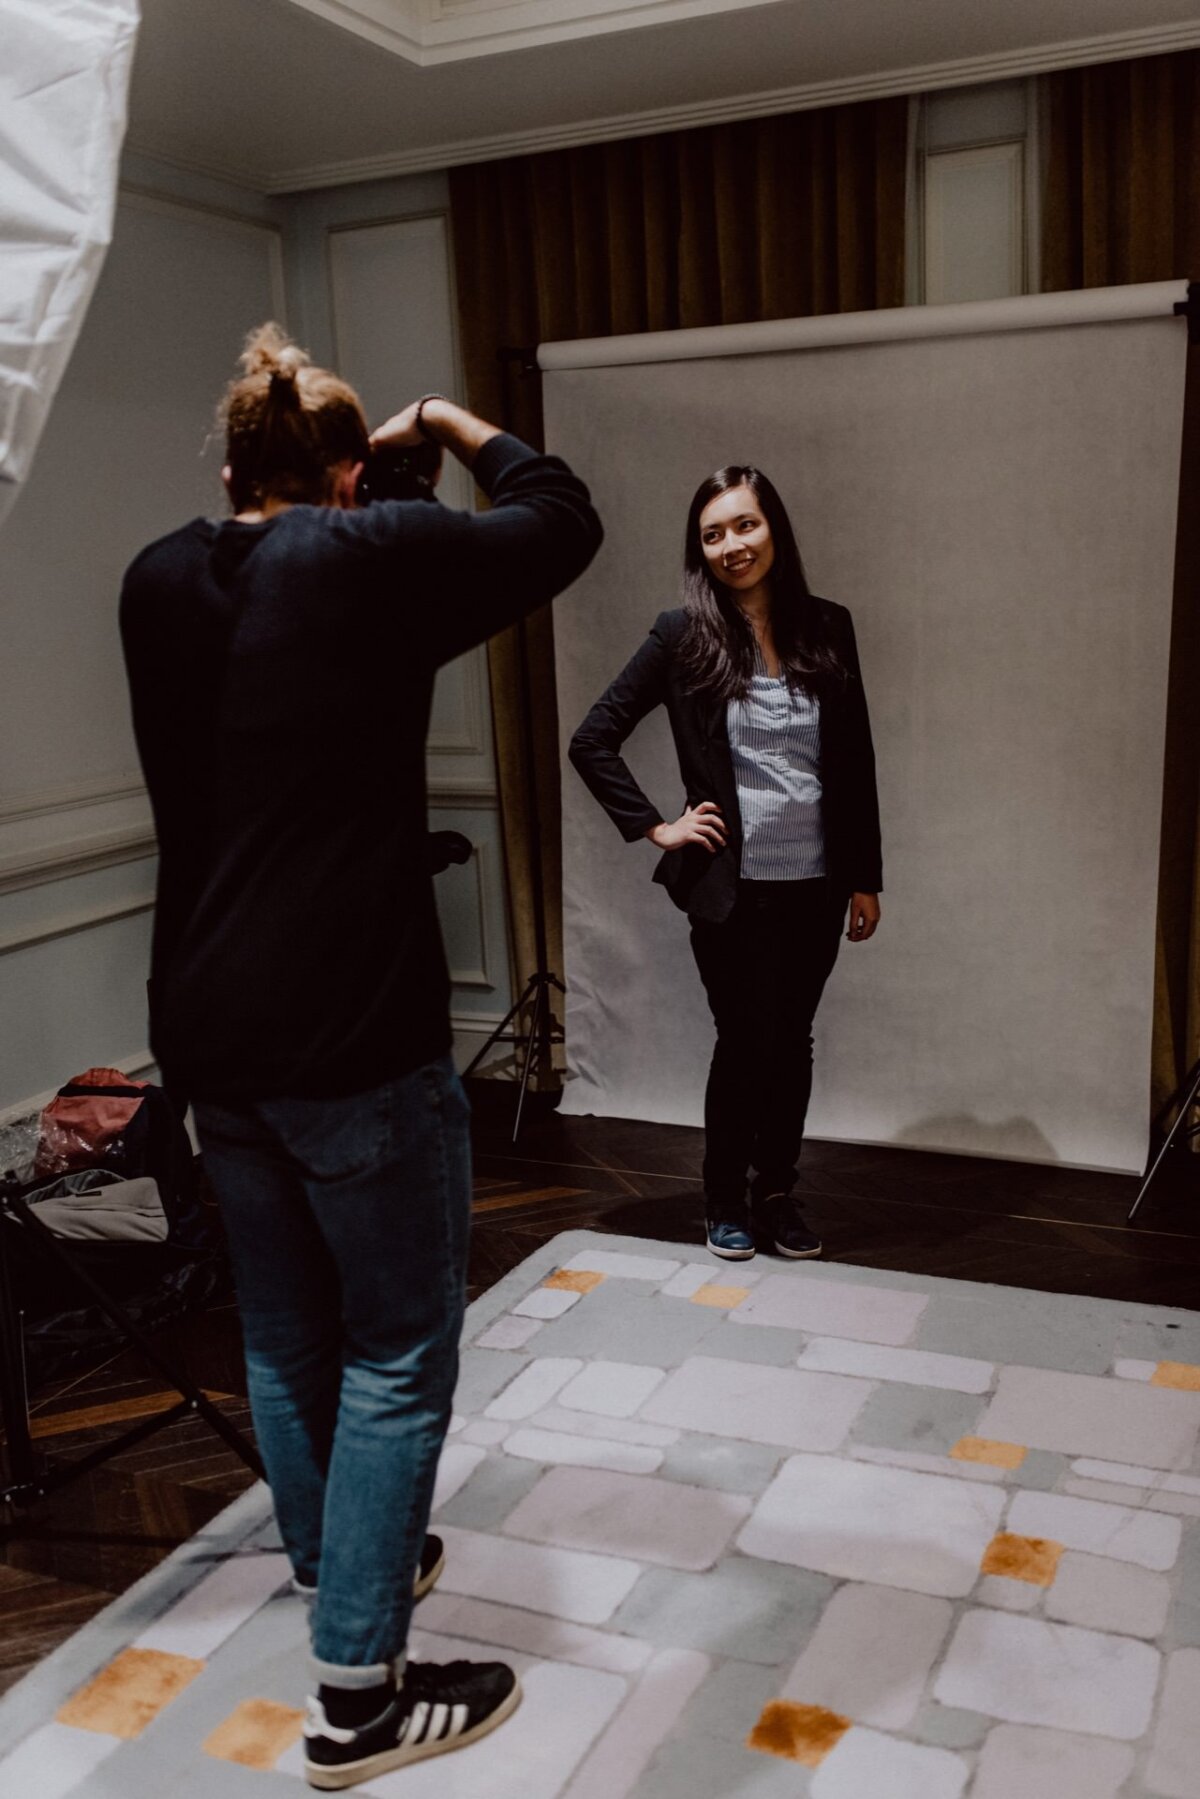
569, 602, 882, 924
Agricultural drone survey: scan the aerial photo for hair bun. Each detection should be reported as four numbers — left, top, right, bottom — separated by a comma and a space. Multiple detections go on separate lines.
238, 322, 310, 381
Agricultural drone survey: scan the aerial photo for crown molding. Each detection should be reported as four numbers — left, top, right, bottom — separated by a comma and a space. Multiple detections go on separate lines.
125, 18, 1200, 196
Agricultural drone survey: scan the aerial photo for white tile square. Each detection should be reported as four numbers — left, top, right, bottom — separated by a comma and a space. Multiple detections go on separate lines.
562, 1251, 681, 1283
796, 1338, 993, 1393
431, 1443, 486, 1510
418, 1594, 652, 1674
782, 1584, 953, 1729
436, 1525, 641, 1624
977, 1365, 1200, 1467
463, 1418, 510, 1447
1145, 1648, 1200, 1799
504, 1427, 663, 1475
1006, 1488, 1182, 1571
504, 1466, 751, 1570
0, 1723, 120, 1799
533, 1405, 678, 1448
1045, 1551, 1171, 1638
562, 1647, 711, 1799
811, 1728, 968, 1799
739, 1452, 1005, 1596
513, 1288, 582, 1319
642, 1355, 871, 1452
934, 1609, 1160, 1739
557, 1360, 667, 1418
485, 1358, 584, 1421
133, 1550, 291, 1658
476, 1316, 545, 1350
661, 1265, 720, 1299
972, 1725, 1135, 1799
976, 1573, 1042, 1613
1113, 1359, 1157, 1382
732, 1272, 928, 1345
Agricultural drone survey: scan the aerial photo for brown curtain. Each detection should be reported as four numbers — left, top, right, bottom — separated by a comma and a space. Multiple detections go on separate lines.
1043, 52, 1200, 1136
451, 99, 908, 1085
1044, 53, 1200, 1135
1042, 51, 1200, 291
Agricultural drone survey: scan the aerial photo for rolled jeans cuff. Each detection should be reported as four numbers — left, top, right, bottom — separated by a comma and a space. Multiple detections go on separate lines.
311, 1651, 406, 1689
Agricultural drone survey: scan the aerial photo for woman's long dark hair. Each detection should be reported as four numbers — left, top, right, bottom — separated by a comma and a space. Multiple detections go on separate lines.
679, 466, 845, 700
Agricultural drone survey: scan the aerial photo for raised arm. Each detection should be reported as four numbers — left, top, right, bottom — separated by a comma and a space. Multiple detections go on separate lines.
568, 614, 676, 842
369, 398, 603, 667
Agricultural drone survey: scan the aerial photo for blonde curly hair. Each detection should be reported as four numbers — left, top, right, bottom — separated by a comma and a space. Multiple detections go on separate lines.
220, 323, 370, 511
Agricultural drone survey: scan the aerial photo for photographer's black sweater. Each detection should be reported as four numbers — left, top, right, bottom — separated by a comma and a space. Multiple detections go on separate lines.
120, 434, 601, 1102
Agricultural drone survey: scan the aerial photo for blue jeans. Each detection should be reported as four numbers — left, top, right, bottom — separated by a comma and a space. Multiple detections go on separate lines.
193, 1054, 470, 1686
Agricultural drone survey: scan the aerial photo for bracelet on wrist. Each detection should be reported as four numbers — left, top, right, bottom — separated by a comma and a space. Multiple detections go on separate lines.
414, 394, 450, 441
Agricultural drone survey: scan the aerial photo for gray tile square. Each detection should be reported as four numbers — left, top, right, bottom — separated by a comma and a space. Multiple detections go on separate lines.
610, 1559, 834, 1664
639, 1730, 813, 1799
915, 1295, 1119, 1374
694, 1323, 808, 1368
530, 1286, 720, 1366
436, 1451, 547, 1533
849, 1382, 985, 1456
454, 1348, 530, 1413
659, 1432, 785, 1497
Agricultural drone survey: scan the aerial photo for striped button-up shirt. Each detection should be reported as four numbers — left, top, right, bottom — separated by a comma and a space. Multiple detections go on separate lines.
726, 643, 825, 880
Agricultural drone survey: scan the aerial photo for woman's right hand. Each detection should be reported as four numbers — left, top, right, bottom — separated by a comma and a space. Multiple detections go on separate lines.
647, 802, 727, 854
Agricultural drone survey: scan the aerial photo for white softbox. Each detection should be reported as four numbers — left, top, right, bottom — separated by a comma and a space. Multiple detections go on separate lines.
0, 0, 139, 529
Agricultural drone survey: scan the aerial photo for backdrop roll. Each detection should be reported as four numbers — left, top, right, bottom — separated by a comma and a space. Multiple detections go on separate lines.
545, 285, 1186, 1173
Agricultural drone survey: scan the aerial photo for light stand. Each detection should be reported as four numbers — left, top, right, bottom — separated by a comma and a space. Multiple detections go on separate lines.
461, 347, 566, 1141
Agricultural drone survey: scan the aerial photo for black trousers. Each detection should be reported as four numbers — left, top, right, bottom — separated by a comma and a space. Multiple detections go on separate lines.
689, 877, 845, 1209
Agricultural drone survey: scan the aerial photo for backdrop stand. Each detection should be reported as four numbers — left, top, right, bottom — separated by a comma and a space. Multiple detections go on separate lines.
461, 346, 565, 1142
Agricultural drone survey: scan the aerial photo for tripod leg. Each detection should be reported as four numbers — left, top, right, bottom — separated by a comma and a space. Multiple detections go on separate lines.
8, 1200, 264, 1480
460, 975, 538, 1081
0, 1215, 36, 1498
512, 977, 547, 1144
1128, 1058, 1200, 1224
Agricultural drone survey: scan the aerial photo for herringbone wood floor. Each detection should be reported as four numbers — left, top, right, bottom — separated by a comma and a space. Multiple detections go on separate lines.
3, 1089, 1198, 1696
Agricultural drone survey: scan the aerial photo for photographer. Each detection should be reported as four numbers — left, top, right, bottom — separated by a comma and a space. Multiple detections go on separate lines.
119, 324, 601, 1789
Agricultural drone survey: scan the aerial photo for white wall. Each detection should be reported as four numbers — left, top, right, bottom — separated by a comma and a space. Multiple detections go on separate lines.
0, 165, 285, 1119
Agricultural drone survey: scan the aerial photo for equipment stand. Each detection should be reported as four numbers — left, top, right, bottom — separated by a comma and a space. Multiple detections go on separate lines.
0, 1180, 263, 1512
1127, 1057, 1200, 1225
461, 346, 566, 1142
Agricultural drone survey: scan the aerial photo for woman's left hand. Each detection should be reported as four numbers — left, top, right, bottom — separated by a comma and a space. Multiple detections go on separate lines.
847, 893, 880, 942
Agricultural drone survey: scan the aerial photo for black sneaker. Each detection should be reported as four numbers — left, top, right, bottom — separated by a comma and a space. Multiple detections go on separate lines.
757, 1193, 822, 1259
293, 1533, 445, 1604
705, 1198, 756, 1260
304, 1659, 522, 1790
414, 1533, 445, 1600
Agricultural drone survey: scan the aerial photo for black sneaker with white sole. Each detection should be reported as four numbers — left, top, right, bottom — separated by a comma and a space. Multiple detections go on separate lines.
413, 1532, 445, 1600
304, 1658, 522, 1790
293, 1533, 446, 1605
756, 1193, 822, 1258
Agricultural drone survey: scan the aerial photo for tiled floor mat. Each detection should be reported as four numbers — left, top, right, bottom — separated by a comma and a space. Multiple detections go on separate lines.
3, 1229, 1200, 1797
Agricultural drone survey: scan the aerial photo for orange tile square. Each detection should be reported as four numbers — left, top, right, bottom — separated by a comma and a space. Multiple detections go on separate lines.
951, 1437, 1027, 1470
747, 1700, 852, 1766
204, 1698, 305, 1769
1152, 1361, 1200, 1391
690, 1285, 750, 1309
980, 1532, 1064, 1586
56, 1647, 204, 1739
544, 1269, 606, 1294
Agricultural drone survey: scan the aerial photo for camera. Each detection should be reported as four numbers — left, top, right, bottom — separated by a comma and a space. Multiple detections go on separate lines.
357, 438, 442, 505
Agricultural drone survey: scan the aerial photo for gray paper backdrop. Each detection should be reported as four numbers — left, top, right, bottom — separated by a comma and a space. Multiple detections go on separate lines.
545, 310, 1184, 1172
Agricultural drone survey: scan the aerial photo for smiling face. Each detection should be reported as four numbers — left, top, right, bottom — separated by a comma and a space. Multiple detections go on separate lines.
698, 484, 776, 597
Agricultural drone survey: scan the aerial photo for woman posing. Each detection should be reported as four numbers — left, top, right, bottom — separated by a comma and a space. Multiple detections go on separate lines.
570, 466, 882, 1261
